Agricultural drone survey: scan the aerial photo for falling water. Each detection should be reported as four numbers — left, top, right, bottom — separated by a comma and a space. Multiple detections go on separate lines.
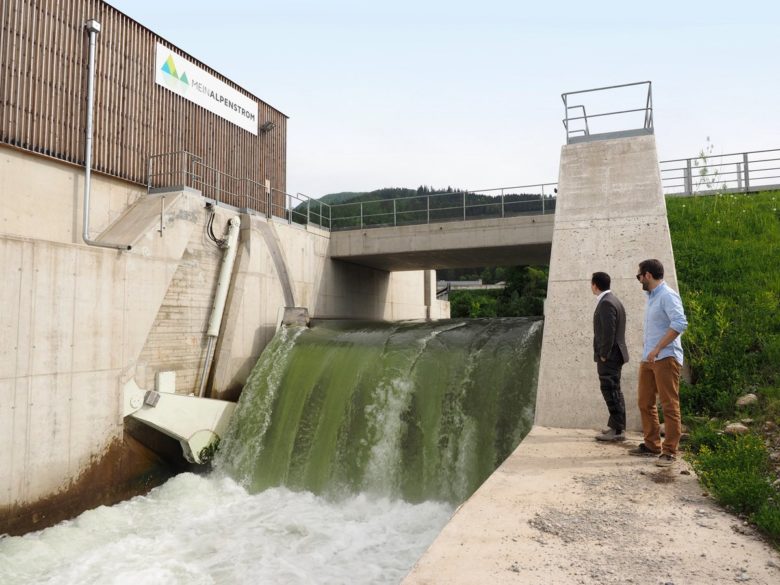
217, 317, 544, 504
0, 317, 543, 584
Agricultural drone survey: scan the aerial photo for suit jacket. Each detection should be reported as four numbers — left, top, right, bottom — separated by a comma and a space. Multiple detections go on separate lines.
593, 292, 629, 364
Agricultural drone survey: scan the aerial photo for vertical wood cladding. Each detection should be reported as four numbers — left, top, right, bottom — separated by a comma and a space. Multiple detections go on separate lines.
0, 0, 287, 198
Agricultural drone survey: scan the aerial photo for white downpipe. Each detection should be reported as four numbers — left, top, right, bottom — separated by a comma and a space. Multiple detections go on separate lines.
199, 216, 241, 397
83, 19, 131, 251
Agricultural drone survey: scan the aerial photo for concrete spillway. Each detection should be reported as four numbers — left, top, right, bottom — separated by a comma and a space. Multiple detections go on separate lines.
216, 318, 543, 504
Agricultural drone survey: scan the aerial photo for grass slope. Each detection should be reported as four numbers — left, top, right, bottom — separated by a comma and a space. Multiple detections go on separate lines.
667, 190, 780, 545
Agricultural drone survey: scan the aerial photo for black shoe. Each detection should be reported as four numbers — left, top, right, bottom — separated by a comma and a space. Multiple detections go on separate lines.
628, 443, 660, 457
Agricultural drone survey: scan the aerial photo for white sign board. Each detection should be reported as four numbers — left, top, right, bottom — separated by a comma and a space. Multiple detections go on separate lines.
155, 43, 258, 135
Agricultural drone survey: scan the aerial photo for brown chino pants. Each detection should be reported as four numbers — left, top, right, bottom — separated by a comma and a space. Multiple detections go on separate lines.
637, 357, 682, 456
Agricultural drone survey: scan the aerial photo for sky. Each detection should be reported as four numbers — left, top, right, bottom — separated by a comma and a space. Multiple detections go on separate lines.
108, 0, 780, 198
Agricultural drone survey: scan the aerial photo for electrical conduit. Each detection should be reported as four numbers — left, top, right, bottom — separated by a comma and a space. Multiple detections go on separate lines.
83, 19, 131, 251
199, 216, 241, 397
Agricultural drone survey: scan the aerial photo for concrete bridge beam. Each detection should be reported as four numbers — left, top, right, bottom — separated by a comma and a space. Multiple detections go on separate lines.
329, 214, 554, 271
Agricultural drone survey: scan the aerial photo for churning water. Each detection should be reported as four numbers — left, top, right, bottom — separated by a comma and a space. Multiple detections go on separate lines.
0, 473, 452, 585
0, 318, 543, 584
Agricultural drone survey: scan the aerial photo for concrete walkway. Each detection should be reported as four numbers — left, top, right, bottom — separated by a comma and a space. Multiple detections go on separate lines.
403, 427, 780, 585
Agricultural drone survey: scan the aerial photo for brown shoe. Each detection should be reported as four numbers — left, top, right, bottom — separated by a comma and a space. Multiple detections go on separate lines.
655, 454, 676, 467
628, 444, 661, 457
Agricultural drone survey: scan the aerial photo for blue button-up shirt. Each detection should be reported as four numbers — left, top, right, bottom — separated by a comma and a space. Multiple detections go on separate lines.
643, 282, 688, 364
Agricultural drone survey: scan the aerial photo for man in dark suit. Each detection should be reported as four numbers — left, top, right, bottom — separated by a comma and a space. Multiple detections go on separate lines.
591, 272, 629, 442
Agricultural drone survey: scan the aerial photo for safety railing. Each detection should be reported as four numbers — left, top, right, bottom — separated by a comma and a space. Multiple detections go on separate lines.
659, 148, 780, 196
328, 184, 557, 231
147, 145, 780, 235
146, 151, 332, 230
562, 81, 653, 144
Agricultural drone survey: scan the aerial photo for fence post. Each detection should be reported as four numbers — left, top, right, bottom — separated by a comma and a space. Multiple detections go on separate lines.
685, 159, 693, 195
427, 195, 430, 224
393, 199, 397, 226
501, 189, 505, 218
541, 187, 545, 214
181, 151, 186, 187
737, 163, 743, 191
360, 203, 364, 229
463, 192, 466, 221
743, 153, 750, 193
215, 173, 221, 205
146, 156, 152, 193
307, 198, 310, 226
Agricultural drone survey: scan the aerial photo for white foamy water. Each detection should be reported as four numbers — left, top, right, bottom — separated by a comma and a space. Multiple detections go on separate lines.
0, 473, 453, 585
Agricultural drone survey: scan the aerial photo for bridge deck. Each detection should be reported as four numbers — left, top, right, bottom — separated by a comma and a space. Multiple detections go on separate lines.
328, 214, 554, 271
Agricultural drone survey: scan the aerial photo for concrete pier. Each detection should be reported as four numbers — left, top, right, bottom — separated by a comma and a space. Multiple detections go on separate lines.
535, 134, 679, 431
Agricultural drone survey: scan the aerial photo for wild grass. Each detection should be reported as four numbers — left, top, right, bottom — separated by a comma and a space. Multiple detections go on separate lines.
668, 189, 780, 545
667, 190, 780, 415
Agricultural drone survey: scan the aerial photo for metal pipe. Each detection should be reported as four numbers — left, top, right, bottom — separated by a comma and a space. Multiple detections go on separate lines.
199, 215, 241, 398
82, 20, 131, 251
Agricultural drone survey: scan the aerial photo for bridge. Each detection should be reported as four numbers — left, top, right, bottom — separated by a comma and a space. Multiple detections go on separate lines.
327, 190, 556, 270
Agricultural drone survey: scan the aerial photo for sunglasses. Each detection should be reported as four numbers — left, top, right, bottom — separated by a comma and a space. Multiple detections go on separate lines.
636, 273, 644, 281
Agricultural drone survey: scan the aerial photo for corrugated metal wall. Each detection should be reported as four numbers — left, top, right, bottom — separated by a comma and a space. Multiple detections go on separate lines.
0, 0, 287, 208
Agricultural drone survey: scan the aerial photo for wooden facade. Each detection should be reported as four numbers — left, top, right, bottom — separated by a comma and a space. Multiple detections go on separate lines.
0, 0, 287, 209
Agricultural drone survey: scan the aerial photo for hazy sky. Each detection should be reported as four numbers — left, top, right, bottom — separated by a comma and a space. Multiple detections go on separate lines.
108, 0, 779, 197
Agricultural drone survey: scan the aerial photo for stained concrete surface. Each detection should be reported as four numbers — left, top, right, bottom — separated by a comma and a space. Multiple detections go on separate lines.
404, 427, 780, 585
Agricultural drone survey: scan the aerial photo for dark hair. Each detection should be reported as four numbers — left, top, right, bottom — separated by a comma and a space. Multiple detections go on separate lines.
591, 272, 611, 292
638, 259, 664, 280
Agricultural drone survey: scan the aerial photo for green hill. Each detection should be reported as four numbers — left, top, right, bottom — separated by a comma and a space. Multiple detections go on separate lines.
668, 190, 780, 545
319, 188, 421, 205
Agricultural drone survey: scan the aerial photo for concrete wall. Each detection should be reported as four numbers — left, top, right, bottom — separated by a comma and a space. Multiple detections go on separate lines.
0, 146, 439, 533
535, 134, 679, 431
1, 146, 146, 245
0, 183, 199, 533
209, 214, 444, 399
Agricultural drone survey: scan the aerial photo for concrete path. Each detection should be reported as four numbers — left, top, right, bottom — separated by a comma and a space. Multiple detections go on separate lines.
403, 427, 780, 585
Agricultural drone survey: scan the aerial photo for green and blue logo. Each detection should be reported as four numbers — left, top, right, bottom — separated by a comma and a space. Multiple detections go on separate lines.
160, 54, 189, 90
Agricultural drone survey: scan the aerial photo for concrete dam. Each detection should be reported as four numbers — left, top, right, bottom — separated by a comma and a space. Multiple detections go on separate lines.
0, 2, 697, 582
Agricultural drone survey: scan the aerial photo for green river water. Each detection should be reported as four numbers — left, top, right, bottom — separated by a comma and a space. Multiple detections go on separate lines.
216, 317, 543, 504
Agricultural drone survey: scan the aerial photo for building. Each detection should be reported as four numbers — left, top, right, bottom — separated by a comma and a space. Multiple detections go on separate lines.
0, 0, 442, 535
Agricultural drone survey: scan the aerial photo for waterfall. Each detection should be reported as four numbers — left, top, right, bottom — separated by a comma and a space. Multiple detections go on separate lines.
216, 317, 543, 504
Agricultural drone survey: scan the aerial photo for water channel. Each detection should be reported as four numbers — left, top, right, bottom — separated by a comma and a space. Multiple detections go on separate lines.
0, 318, 543, 584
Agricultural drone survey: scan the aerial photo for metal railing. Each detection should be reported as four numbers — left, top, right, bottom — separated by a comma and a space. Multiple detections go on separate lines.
328, 184, 557, 231
146, 151, 332, 230
146, 144, 780, 236
562, 81, 653, 144
659, 148, 780, 196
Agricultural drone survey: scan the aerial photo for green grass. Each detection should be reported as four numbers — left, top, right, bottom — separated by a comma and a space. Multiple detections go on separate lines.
668, 190, 780, 545
668, 190, 780, 416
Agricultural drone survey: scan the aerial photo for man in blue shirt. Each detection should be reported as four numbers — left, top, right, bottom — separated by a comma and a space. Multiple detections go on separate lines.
628, 258, 688, 467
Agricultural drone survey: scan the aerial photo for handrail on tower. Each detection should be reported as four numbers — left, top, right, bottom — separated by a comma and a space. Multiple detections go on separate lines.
561, 81, 653, 145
